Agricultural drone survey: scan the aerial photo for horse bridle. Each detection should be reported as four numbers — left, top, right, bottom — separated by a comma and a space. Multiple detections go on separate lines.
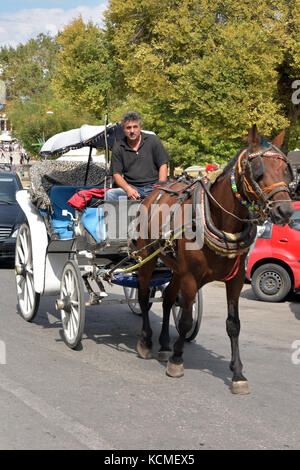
235, 144, 293, 216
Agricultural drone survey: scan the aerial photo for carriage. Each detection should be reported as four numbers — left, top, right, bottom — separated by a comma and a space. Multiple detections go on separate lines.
14, 122, 202, 350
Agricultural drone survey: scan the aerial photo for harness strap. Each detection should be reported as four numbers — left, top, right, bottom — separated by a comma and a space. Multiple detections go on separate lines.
221, 245, 241, 281
262, 181, 289, 195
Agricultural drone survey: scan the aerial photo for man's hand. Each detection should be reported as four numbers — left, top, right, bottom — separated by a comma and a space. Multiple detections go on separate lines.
126, 186, 140, 200
113, 174, 140, 199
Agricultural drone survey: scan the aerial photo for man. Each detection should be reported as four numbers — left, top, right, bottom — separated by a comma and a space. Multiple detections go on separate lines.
106, 111, 169, 200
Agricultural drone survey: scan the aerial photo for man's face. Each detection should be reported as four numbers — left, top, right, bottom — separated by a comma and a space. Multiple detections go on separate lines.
123, 120, 141, 142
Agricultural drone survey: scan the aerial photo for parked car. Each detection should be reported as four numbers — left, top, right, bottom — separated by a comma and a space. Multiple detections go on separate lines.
246, 201, 300, 302
0, 172, 25, 261
0, 163, 12, 171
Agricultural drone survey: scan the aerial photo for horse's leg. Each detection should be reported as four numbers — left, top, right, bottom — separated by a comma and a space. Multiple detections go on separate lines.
137, 258, 157, 360
166, 274, 197, 378
225, 271, 250, 395
158, 274, 181, 362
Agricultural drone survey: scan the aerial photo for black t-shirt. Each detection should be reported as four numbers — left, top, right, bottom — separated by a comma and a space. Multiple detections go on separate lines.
110, 132, 170, 187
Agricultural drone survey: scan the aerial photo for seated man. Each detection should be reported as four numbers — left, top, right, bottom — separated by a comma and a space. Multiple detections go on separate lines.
106, 111, 169, 200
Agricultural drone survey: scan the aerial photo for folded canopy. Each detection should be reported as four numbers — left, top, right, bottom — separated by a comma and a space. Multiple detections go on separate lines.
40, 123, 124, 158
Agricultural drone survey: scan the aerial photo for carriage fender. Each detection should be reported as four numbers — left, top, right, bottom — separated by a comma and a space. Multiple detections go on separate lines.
16, 190, 48, 294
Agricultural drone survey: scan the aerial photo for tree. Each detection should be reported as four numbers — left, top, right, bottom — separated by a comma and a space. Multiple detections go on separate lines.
0, 33, 58, 100
104, 0, 300, 166
52, 16, 124, 120
0, 30, 97, 157
7, 91, 97, 156
275, 0, 300, 152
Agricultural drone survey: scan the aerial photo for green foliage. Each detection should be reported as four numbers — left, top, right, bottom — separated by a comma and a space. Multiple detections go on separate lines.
1, 1, 300, 166
104, 0, 300, 164
0, 33, 58, 99
0, 29, 96, 157
53, 16, 124, 120
7, 91, 96, 157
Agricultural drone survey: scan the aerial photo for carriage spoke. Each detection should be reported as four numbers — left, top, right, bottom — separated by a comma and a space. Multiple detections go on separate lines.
20, 232, 29, 262
17, 245, 25, 264
65, 272, 70, 294
70, 310, 78, 336
66, 314, 72, 339
71, 304, 79, 323
23, 280, 29, 312
26, 275, 34, 308
70, 276, 76, 297
16, 275, 25, 294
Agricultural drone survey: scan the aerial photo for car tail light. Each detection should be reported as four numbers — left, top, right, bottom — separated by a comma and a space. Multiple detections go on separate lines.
257, 221, 273, 239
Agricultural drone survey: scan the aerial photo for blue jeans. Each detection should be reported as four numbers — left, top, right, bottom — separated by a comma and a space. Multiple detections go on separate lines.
105, 184, 156, 200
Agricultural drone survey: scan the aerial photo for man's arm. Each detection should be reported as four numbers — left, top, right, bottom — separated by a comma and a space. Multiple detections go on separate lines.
158, 163, 168, 182
113, 174, 140, 200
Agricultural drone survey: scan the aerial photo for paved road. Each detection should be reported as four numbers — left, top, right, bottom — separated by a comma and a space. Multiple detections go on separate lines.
0, 263, 300, 450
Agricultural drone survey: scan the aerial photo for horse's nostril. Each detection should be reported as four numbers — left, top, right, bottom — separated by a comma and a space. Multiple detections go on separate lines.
276, 203, 294, 221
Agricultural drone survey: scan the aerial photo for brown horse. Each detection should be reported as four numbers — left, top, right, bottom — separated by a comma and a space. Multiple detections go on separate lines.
135, 125, 294, 394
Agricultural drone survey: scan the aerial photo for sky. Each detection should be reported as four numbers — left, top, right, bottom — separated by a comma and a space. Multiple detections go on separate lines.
0, 1, 108, 48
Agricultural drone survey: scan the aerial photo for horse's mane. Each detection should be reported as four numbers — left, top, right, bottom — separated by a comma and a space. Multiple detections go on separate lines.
218, 148, 246, 179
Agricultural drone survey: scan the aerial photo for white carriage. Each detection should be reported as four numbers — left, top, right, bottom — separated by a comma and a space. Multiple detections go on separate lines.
14, 123, 202, 349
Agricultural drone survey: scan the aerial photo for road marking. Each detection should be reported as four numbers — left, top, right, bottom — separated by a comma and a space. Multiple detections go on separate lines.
0, 373, 114, 450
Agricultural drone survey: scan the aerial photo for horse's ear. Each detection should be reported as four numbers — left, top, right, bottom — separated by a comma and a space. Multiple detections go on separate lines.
248, 124, 260, 151
272, 130, 285, 149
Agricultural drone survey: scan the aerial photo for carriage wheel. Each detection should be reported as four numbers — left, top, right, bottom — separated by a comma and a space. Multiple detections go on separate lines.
58, 260, 85, 349
123, 286, 156, 315
15, 222, 40, 321
172, 289, 203, 341
123, 287, 142, 315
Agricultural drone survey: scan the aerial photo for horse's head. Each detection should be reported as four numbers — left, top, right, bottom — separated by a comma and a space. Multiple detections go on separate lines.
236, 125, 294, 226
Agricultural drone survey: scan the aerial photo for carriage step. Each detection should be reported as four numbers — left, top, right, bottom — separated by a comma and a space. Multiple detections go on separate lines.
86, 291, 108, 306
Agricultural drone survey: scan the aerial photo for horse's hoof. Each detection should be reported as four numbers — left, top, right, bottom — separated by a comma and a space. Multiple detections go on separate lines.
137, 339, 152, 359
231, 381, 250, 395
166, 360, 184, 378
157, 350, 170, 362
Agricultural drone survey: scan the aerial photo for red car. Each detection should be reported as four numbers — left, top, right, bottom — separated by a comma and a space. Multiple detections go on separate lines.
246, 201, 300, 302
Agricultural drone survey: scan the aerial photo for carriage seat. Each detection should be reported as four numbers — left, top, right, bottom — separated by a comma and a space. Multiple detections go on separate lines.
48, 185, 104, 239
47, 186, 140, 244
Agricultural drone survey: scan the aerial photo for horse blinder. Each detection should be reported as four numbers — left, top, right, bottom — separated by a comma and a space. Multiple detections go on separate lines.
285, 161, 294, 185
250, 156, 264, 182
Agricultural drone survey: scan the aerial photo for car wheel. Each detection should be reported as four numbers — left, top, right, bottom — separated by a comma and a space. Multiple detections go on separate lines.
251, 263, 292, 302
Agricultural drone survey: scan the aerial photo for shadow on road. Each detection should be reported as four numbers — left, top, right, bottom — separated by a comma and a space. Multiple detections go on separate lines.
288, 296, 300, 320
14, 291, 233, 390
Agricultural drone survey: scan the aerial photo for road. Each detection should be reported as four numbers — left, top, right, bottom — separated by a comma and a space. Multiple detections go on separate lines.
0, 264, 300, 450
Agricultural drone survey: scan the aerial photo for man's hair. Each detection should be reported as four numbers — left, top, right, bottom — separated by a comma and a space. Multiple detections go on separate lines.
121, 111, 142, 128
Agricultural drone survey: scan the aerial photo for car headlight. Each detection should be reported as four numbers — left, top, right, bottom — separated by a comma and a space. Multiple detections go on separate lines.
11, 228, 19, 238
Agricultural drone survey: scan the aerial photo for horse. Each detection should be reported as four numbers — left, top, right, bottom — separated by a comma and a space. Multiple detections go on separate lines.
135, 125, 294, 394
